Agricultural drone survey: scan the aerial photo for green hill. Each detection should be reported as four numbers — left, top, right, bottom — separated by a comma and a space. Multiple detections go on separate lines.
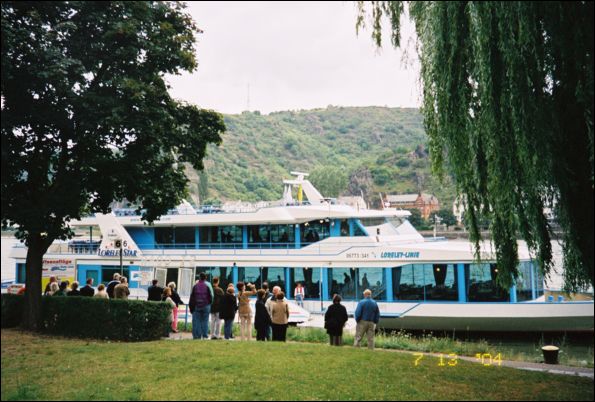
187, 106, 457, 208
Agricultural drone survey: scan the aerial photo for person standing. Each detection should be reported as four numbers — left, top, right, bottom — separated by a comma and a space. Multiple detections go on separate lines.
113, 277, 130, 300
270, 292, 289, 341
147, 279, 164, 302
44, 276, 57, 296
52, 281, 68, 296
106, 273, 121, 299
236, 282, 257, 341
324, 294, 349, 346
219, 285, 238, 340
189, 272, 213, 340
67, 281, 81, 297
354, 289, 380, 350
210, 277, 224, 339
254, 289, 272, 341
93, 284, 109, 299
80, 278, 95, 297
162, 287, 177, 334
294, 282, 305, 307
167, 282, 184, 334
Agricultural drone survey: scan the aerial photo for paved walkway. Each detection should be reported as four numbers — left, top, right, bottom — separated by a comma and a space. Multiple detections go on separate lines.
383, 348, 594, 379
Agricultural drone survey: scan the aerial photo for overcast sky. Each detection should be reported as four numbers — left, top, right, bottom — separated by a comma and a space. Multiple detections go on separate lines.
166, 1, 421, 115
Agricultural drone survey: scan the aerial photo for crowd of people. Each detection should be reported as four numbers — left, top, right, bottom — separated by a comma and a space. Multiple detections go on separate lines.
42, 274, 130, 300
186, 274, 291, 342
39, 273, 381, 348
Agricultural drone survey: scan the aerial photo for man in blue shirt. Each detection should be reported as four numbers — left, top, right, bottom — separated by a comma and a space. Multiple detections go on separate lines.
354, 289, 380, 349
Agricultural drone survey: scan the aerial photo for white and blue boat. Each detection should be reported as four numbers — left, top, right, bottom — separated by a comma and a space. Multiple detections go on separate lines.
8, 172, 594, 332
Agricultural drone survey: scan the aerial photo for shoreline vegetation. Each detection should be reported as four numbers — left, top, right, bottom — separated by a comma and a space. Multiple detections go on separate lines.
2, 329, 593, 401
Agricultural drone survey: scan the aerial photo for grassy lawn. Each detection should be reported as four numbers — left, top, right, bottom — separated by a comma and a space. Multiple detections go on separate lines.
1, 329, 593, 401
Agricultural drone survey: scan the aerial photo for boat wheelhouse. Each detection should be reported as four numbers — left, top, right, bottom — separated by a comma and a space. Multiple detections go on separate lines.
9, 172, 594, 332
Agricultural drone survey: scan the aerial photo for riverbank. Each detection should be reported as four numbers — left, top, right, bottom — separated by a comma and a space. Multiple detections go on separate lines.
173, 323, 594, 369
1, 329, 592, 401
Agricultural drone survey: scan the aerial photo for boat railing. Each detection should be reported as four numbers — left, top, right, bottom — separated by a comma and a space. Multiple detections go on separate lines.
110, 201, 322, 217
13, 240, 380, 257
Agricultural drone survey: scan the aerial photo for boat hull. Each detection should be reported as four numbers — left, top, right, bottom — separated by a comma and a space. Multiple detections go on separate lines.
377, 302, 594, 332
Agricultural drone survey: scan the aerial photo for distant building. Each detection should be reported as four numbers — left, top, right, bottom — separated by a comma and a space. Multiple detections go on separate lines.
385, 193, 440, 219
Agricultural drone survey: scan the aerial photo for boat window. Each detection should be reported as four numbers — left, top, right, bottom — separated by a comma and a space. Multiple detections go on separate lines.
290, 268, 321, 299
387, 217, 405, 228
392, 265, 425, 301
329, 268, 357, 300
516, 262, 533, 301
155, 227, 174, 247
360, 217, 387, 227
199, 266, 233, 290
358, 268, 386, 301
467, 263, 509, 302
352, 220, 368, 236
247, 224, 294, 248
340, 219, 350, 237
263, 267, 285, 292
17, 263, 26, 283
101, 267, 130, 285
423, 264, 458, 301
174, 227, 195, 248
155, 227, 196, 248
200, 225, 242, 249
534, 264, 544, 298
237, 267, 261, 288
300, 220, 330, 245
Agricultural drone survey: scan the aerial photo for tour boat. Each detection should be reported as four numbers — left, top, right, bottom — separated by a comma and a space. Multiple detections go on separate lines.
8, 172, 593, 332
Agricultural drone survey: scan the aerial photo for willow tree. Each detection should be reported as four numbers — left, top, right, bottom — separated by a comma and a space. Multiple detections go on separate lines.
1, 1, 226, 329
357, 1, 594, 291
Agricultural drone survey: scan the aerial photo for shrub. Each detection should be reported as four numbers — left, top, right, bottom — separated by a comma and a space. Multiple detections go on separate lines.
1, 294, 24, 328
1, 294, 171, 341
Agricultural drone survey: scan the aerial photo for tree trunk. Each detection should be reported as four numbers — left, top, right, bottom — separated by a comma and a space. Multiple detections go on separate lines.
22, 233, 51, 331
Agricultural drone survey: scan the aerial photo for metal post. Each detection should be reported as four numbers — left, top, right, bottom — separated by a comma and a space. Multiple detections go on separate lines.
319, 268, 323, 312
119, 242, 123, 276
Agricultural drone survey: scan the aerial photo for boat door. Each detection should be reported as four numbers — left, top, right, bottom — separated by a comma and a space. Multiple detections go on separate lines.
155, 268, 167, 289
178, 268, 194, 298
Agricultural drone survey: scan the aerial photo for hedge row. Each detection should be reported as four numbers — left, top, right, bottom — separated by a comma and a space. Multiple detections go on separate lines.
1, 294, 171, 341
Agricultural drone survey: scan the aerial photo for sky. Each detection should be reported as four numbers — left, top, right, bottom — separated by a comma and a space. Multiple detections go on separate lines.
166, 1, 421, 115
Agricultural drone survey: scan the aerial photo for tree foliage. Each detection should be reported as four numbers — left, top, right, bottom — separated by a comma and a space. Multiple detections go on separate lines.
309, 166, 348, 198
1, 1, 226, 328
436, 208, 457, 229
357, 1, 594, 291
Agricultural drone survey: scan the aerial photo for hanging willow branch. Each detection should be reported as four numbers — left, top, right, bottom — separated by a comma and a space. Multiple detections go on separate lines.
357, 1, 594, 291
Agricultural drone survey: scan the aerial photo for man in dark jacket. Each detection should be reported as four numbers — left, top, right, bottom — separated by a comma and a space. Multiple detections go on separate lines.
106, 273, 121, 299
80, 278, 95, 297
354, 289, 380, 350
147, 279, 164, 302
189, 272, 213, 340
254, 289, 272, 341
67, 281, 81, 297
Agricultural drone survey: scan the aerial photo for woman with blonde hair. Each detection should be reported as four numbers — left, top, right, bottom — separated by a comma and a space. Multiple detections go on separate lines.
93, 284, 109, 299
236, 282, 257, 341
166, 282, 184, 333
163, 287, 177, 334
